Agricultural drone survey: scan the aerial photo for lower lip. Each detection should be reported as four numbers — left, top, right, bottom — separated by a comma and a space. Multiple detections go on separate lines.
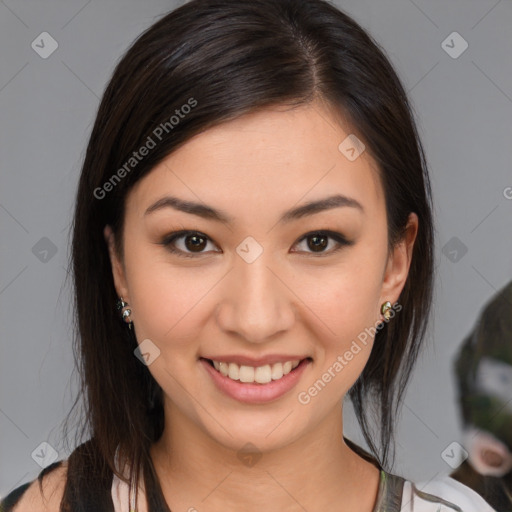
200, 358, 311, 404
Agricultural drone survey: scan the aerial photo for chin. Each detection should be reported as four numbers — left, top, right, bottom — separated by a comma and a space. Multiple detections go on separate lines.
200, 415, 305, 454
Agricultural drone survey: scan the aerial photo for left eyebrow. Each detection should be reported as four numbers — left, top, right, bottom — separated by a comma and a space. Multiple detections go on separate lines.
144, 193, 364, 225
279, 194, 364, 223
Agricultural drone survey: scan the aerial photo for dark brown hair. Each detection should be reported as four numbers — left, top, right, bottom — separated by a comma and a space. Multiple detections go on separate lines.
60, 0, 434, 507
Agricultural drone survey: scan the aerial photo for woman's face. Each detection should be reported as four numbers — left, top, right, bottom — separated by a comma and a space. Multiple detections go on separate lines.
106, 101, 417, 453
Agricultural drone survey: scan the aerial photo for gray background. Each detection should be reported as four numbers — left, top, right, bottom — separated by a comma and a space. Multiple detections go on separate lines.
1, 0, 511, 499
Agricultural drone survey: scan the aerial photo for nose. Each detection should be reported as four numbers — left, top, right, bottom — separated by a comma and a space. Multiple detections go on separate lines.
215, 255, 296, 343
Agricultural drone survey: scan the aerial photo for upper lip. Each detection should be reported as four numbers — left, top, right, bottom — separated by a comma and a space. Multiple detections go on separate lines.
201, 354, 311, 366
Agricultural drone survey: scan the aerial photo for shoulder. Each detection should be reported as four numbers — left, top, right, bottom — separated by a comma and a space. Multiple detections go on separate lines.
402, 474, 498, 511
1, 461, 68, 512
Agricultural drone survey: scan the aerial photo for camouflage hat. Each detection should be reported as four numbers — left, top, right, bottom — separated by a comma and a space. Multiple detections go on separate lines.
454, 280, 512, 450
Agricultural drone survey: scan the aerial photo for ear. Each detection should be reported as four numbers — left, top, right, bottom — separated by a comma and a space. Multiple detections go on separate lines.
380, 212, 418, 306
104, 225, 130, 301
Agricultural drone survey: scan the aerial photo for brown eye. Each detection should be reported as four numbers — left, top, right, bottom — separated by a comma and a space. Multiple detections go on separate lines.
306, 233, 329, 252
161, 230, 219, 258
184, 234, 207, 252
292, 230, 352, 255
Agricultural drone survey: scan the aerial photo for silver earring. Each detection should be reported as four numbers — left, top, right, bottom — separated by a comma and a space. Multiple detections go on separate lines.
116, 297, 133, 330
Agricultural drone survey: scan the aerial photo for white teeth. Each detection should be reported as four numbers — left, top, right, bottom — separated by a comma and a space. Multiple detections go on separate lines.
219, 362, 229, 377
228, 363, 239, 380
209, 359, 302, 384
254, 365, 272, 384
271, 363, 283, 380
239, 365, 254, 382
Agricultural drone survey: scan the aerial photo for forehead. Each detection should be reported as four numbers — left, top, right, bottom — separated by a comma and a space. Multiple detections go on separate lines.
127, 102, 383, 220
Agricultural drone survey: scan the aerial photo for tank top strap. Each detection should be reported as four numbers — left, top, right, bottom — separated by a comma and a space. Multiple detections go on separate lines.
62, 438, 115, 512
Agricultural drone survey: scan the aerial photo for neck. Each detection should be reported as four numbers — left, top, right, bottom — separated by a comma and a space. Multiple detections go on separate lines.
150, 400, 380, 512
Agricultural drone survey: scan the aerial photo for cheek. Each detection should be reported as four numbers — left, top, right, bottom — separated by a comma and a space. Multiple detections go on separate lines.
123, 242, 210, 349
297, 253, 385, 342
290, 243, 387, 399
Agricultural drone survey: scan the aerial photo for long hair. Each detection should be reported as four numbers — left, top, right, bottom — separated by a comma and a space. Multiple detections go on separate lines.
62, 0, 434, 507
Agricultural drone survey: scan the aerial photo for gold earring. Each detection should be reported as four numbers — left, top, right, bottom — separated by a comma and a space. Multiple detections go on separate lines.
381, 301, 392, 321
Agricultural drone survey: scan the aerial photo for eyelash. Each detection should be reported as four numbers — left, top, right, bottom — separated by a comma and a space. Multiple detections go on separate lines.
159, 230, 353, 258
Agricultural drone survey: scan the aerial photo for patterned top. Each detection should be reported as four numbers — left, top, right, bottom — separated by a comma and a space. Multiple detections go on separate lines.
110, 464, 498, 511
1, 440, 498, 512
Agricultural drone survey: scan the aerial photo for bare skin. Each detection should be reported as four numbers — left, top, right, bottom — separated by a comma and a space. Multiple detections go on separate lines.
105, 99, 418, 512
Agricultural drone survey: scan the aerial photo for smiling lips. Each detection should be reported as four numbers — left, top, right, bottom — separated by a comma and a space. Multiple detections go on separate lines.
200, 356, 311, 403
210, 359, 301, 384
201, 354, 311, 384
